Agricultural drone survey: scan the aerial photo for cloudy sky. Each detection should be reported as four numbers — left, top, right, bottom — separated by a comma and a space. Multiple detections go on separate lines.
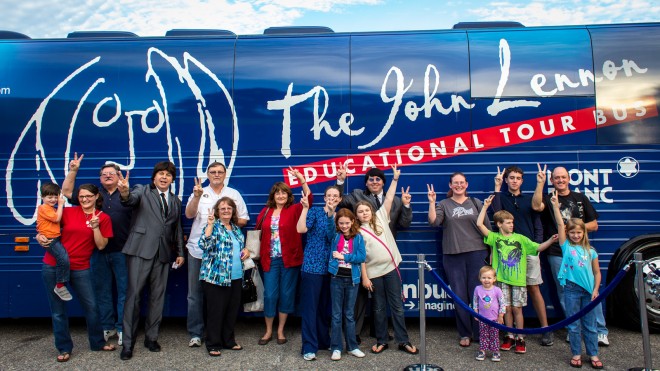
2, 0, 659, 39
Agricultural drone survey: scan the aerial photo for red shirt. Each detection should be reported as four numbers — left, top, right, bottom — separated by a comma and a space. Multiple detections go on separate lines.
257, 192, 312, 272
43, 206, 113, 270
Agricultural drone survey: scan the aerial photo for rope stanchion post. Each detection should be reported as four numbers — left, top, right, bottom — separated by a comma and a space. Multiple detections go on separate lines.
404, 254, 442, 371
634, 252, 653, 371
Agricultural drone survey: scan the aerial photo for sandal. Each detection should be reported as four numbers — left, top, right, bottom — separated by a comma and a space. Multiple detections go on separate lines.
398, 342, 419, 355
371, 343, 389, 354
459, 337, 471, 347
56, 352, 70, 362
231, 344, 243, 351
590, 358, 603, 369
102, 344, 116, 351
570, 357, 582, 368
208, 350, 222, 357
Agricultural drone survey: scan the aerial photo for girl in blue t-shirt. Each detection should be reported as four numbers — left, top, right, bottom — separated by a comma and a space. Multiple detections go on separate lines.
551, 191, 604, 369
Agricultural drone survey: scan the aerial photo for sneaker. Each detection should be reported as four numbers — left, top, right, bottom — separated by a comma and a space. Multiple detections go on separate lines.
189, 337, 202, 347
475, 350, 486, 361
103, 329, 117, 342
54, 286, 72, 301
541, 332, 554, 346
492, 352, 501, 362
500, 336, 514, 351
118, 332, 123, 346
349, 348, 365, 358
597, 334, 609, 346
331, 350, 342, 361
303, 352, 316, 361
514, 338, 526, 354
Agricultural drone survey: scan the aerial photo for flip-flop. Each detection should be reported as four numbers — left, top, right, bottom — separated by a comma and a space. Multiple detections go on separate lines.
56, 352, 70, 362
570, 357, 582, 368
371, 343, 388, 354
398, 342, 419, 355
231, 344, 243, 351
208, 350, 222, 357
590, 359, 603, 369
459, 337, 471, 347
102, 344, 116, 351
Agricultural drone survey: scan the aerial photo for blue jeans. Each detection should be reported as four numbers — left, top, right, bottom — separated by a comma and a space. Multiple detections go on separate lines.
564, 281, 598, 357
42, 265, 105, 353
91, 250, 127, 332
371, 269, 409, 344
330, 275, 359, 352
443, 250, 487, 340
187, 254, 204, 339
263, 258, 300, 318
300, 272, 331, 354
45, 237, 70, 284
549, 255, 608, 335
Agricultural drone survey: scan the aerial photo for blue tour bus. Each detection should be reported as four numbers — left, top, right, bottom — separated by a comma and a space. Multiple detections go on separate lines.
0, 22, 658, 331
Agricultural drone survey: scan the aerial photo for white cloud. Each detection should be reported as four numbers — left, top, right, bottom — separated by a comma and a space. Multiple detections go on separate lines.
0, 0, 381, 38
468, 0, 660, 27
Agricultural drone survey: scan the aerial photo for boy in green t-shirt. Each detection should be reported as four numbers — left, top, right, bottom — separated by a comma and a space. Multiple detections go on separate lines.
477, 194, 556, 354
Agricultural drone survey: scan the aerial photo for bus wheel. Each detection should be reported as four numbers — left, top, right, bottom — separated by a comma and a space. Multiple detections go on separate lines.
612, 240, 660, 332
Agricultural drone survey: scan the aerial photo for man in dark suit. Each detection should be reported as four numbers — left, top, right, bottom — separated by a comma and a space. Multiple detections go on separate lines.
118, 161, 185, 360
336, 165, 412, 343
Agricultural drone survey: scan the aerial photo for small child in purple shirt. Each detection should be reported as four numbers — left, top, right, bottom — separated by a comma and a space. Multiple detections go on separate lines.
473, 266, 507, 362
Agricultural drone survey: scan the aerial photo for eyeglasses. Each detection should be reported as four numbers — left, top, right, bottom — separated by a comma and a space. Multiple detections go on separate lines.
209, 171, 225, 175
218, 207, 233, 211
101, 172, 117, 176
367, 177, 382, 183
451, 182, 466, 186
79, 195, 96, 199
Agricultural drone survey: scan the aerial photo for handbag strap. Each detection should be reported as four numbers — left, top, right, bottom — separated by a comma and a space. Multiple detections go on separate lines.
360, 227, 402, 283
255, 207, 270, 230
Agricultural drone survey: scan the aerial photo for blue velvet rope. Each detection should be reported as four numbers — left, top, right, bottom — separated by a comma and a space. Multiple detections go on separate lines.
427, 263, 631, 334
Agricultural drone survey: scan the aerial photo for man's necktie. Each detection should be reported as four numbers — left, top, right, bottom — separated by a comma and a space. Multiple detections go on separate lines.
160, 192, 169, 216
373, 194, 381, 209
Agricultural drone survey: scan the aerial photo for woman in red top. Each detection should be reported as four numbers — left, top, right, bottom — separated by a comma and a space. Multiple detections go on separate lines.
37, 184, 115, 362
257, 168, 311, 345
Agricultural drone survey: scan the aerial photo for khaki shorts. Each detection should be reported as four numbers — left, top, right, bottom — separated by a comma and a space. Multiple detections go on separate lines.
526, 255, 543, 286
497, 281, 527, 307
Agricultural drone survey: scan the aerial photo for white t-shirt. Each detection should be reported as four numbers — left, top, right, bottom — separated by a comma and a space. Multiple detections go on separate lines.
186, 185, 249, 259
361, 207, 402, 279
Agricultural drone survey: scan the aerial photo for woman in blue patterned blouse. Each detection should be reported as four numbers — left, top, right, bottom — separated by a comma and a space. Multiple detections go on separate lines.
295, 186, 341, 361
198, 197, 250, 357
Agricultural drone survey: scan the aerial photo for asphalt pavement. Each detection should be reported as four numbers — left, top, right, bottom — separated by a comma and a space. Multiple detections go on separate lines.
1, 317, 658, 370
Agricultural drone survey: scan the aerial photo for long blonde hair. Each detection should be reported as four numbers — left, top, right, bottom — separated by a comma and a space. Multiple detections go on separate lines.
566, 218, 592, 251
355, 201, 382, 236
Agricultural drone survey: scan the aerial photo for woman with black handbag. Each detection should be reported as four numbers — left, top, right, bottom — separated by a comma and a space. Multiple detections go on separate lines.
198, 197, 250, 357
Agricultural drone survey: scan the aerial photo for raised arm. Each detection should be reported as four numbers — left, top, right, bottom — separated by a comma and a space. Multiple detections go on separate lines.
383, 165, 400, 216
492, 166, 503, 212
476, 195, 493, 237
427, 184, 439, 225
296, 191, 310, 233
532, 163, 547, 212
397, 185, 413, 229
288, 166, 310, 198
550, 191, 566, 245
61, 152, 83, 199
185, 177, 204, 219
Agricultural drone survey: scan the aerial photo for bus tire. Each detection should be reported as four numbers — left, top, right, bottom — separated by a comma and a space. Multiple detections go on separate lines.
611, 238, 660, 332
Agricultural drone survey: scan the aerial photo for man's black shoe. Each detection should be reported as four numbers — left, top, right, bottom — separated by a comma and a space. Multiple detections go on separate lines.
120, 347, 133, 360
144, 339, 161, 352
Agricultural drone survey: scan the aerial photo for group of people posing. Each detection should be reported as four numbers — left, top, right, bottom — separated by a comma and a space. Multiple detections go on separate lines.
35, 157, 607, 368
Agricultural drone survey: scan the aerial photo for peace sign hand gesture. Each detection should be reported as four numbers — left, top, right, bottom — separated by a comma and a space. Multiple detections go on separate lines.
207, 208, 215, 224
537, 163, 547, 184
336, 162, 347, 182
483, 194, 495, 208
89, 210, 101, 230
401, 186, 411, 206
193, 177, 203, 198
494, 166, 503, 191
391, 164, 401, 180
300, 191, 310, 209
69, 152, 84, 172
550, 190, 559, 207
426, 184, 436, 203
117, 171, 130, 194
287, 166, 304, 184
